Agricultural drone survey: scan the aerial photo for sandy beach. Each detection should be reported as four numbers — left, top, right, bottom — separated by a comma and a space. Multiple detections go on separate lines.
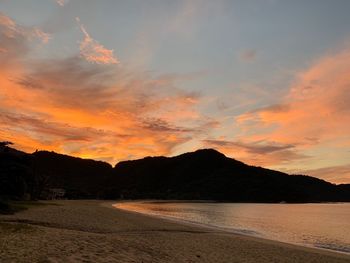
0, 200, 349, 263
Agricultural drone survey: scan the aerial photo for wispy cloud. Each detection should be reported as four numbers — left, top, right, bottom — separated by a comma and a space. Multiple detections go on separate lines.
0, 13, 18, 36
33, 28, 51, 43
236, 47, 350, 147
239, 49, 257, 62
76, 17, 119, 65
0, 12, 50, 44
0, 12, 211, 163
203, 139, 307, 166
204, 139, 295, 154
301, 164, 350, 184
55, 0, 69, 7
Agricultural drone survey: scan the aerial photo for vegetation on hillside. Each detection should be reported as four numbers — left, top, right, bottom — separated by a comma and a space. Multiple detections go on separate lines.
1, 142, 350, 205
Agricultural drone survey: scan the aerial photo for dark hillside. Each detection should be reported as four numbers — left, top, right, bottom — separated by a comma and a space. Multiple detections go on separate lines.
1, 145, 350, 202
113, 149, 349, 202
32, 151, 113, 198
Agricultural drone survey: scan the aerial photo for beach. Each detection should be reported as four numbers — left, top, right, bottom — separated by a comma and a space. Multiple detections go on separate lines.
0, 200, 349, 263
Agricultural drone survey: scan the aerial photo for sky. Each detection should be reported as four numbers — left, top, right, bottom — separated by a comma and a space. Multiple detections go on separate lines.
1, 0, 350, 183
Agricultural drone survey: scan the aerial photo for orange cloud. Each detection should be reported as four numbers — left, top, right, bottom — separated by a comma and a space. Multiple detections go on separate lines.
0, 13, 18, 37
237, 47, 350, 146
209, 47, 350, 181
76, 17, 119, 65
0, 62, 204, 163
0, 13, 210, 164
0, 12, 50, 44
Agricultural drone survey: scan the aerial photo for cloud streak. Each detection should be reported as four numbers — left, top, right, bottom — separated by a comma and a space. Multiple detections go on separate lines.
203, 139, 307, 166
302, 164, 350, 184
76, 17, 119, 65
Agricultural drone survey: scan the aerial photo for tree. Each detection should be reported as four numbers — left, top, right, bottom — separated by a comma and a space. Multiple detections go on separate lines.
0, 141, 13, 147
0, 141, 13, 153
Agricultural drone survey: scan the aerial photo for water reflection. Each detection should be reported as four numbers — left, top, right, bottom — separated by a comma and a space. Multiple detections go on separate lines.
115, 202, 350, 254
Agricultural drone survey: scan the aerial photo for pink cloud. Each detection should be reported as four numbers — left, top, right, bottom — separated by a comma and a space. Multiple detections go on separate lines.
55, 0, 69, 7
239, 49, 257, 62
33, 28, 51, 44
0, 12, 50, 44
77, 17, 119, 65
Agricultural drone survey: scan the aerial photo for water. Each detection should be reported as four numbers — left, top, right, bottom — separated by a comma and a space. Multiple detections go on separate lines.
115, 201, 350, 254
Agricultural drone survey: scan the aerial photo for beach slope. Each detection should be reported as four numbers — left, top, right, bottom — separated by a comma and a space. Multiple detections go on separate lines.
1, 200, 349, 263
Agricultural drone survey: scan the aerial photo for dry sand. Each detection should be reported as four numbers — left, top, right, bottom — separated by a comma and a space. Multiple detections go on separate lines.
0, 200, 349, 263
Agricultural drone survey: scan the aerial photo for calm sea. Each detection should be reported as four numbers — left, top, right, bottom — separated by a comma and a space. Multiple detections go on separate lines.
115, 201, 350, 254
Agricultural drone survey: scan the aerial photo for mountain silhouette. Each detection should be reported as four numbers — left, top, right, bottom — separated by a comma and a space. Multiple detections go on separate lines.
112, 149, 349, 202
1, 145, 350, 202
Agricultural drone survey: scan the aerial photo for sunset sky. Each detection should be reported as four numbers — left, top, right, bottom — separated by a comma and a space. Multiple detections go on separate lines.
1, 0, 350, 183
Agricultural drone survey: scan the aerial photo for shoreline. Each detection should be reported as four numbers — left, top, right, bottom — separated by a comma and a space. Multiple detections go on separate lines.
113, 199, 350, 204
1, 200, 349, 262
113, 200, 350, 256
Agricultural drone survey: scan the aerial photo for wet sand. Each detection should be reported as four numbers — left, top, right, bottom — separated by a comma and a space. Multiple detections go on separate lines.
0, 200, 349, 263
